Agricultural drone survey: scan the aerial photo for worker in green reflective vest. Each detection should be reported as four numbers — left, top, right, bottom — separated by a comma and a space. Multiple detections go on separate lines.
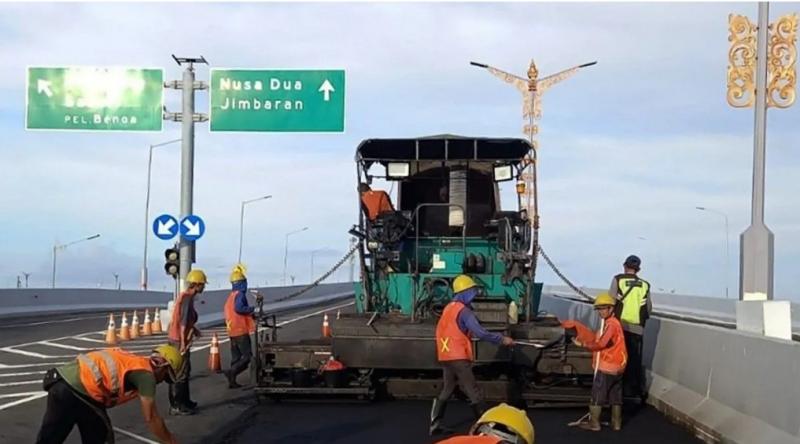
608, 255, 651, 404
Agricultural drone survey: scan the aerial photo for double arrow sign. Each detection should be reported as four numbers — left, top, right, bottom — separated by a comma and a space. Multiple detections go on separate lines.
153, 214, 205, 241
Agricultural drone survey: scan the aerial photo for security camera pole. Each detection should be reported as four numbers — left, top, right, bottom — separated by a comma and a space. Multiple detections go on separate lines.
164, 55, 209, 292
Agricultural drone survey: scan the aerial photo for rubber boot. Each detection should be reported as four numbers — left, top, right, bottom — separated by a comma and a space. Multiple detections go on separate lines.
611, 405, 622, 431
429, 399, 449, 435
578, 405, 602, 431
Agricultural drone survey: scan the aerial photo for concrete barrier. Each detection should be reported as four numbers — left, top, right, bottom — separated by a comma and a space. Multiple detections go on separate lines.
541, 291, 800, 444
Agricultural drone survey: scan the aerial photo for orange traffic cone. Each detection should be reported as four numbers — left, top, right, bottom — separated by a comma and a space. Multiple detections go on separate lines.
152, 309, 162, 334
142, 309, 152, 336
119, 312, 130, 341
322, 313, 331, 338
208, 332, 222, 373
130, 311, 140, 339
105, 313, 117, 345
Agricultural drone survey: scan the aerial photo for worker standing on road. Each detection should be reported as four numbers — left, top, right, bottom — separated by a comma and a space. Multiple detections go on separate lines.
223, 264, 256, 389
167, 268, 207, 415
435, 403, 535, 444
35, 345, 182, 444
430, 275, 515, 436
570, 293, 627, 432
609, 255, 651, 403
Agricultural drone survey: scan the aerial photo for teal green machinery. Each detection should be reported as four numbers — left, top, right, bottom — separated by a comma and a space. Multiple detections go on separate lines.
255, 136, 594, 406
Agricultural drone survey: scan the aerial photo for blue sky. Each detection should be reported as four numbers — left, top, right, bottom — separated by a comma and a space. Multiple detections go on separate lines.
0, 2, 799, 300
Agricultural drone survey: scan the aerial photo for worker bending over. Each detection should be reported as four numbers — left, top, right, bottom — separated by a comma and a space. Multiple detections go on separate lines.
430, 275, 514, 435
609, 254, 651, 403
167, 268, 207, 415
436, 403, 535, 444
223, 263, 256, 389
568, 293, 628, 432
35, 345, 182, 444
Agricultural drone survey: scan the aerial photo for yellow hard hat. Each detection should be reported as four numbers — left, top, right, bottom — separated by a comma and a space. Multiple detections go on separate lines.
593, 292, 616, 307
453, 275, 477, 294
230, 263, 247, 283
153, 344, 183, 373
186, 269, 207, 284
471, 403, 535, 444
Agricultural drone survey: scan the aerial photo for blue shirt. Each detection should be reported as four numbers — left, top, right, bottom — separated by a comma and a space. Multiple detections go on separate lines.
453, 288, 503, 345
232, 280, 254, 315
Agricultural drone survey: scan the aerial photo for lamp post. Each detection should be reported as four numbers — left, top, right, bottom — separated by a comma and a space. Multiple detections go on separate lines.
52, 234, 100, 288
112, 273, 119, 290
283, 227, 308, 285
310, 249, 324, 283
696, 206, 731, 299
21, 272, 30, 288
142, 138, 181, 291
238, 194, 272, 263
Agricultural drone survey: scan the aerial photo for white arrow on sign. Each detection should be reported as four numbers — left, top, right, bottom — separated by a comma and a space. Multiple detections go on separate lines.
157, 219, 176, 236
318, 79, 335, 102
183, 219, 201, 236
37, 79, 53, 97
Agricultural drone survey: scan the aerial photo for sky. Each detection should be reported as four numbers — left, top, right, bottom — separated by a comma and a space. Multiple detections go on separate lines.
0, 2, 799, 300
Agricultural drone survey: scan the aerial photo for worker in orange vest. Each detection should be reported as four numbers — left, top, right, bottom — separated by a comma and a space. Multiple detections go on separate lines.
436, 403, 535, 444
569, 293, 628, 432
223, 264, 256, 389
359, 182, 395, 221
430, 275, 515, 436
35, 345, 183, 444
167, 268, 207, 415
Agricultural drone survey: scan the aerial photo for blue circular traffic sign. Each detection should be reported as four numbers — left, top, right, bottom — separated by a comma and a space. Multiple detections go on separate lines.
152, 214, 179, 240
180, 215, 205, 241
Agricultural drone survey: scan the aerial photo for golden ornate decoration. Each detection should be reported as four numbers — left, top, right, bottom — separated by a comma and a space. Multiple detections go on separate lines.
727, 13, 757, 108
767, 13, 797, 108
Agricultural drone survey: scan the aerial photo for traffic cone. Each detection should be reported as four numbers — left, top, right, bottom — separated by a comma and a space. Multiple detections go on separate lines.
105, 313, 117, 345
119, 312, 130, 341
322, 313, 331, 338
142, 309, 153, 336
208, 332, 222, 373
152, 309, 162, 334
130, 311, 140, 339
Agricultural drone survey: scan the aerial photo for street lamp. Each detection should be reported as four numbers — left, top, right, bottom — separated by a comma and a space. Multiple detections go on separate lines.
112, 273, 119, 290
696, 206, 731, 299
52, 234, 100, 288
142, 138, 181, 291
310, 248, 325, 283
238, 194, 273, 263
283, 227, 308, 285
21, 272, 31, 288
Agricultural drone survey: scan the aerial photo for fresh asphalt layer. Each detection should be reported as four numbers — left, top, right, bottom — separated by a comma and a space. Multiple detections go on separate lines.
0, 303, 700, 444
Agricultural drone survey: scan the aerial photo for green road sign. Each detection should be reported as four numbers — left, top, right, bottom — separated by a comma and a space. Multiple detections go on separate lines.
26, 67, 163, 131
210, 69, 345, 132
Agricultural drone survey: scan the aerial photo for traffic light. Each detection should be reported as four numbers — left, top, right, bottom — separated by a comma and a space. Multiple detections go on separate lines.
164, 247, 179, 278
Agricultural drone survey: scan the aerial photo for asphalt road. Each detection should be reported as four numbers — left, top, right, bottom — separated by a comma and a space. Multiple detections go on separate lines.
0, 302, 700, 444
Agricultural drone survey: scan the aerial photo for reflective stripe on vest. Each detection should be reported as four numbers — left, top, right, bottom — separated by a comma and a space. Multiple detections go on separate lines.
224, 291, 255, 338
435, 301, 473, 362
618, 277, 649, 327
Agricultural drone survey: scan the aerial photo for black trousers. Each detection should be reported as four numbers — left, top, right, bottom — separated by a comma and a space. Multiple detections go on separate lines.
436, 360, 483, 406
623, 332, 645, 399
591, 371, 623, 406
229, 334, 252, 379
36, 380, 111, 444
169, 348, 192, 408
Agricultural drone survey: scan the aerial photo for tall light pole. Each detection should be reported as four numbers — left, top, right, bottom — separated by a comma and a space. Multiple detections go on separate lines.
142, 138, 181, 291
238, 194, 272, 263
52, 234, 100, 288
310, 248, 325, 283
696, 206, 731, 299
112, 273, 120, 290
283, 227, 308, 285
21, 272, 31, 288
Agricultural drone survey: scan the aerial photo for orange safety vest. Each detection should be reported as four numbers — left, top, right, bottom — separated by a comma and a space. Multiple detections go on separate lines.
436, 301, 473, 362
562, 318, 627, 374
436, 435, 502, 444
77, 349, 152, 407
224, 290, 255, 338
360, 190, 394, 221
168, 291, 197, 344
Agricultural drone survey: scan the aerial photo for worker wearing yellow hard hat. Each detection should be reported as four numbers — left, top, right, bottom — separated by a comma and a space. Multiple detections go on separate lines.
166, 267, 207, 415
35, 344, 182, 444
223, 264, 257, 389
436, 403, 535, 444
430, 275, 515, 436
